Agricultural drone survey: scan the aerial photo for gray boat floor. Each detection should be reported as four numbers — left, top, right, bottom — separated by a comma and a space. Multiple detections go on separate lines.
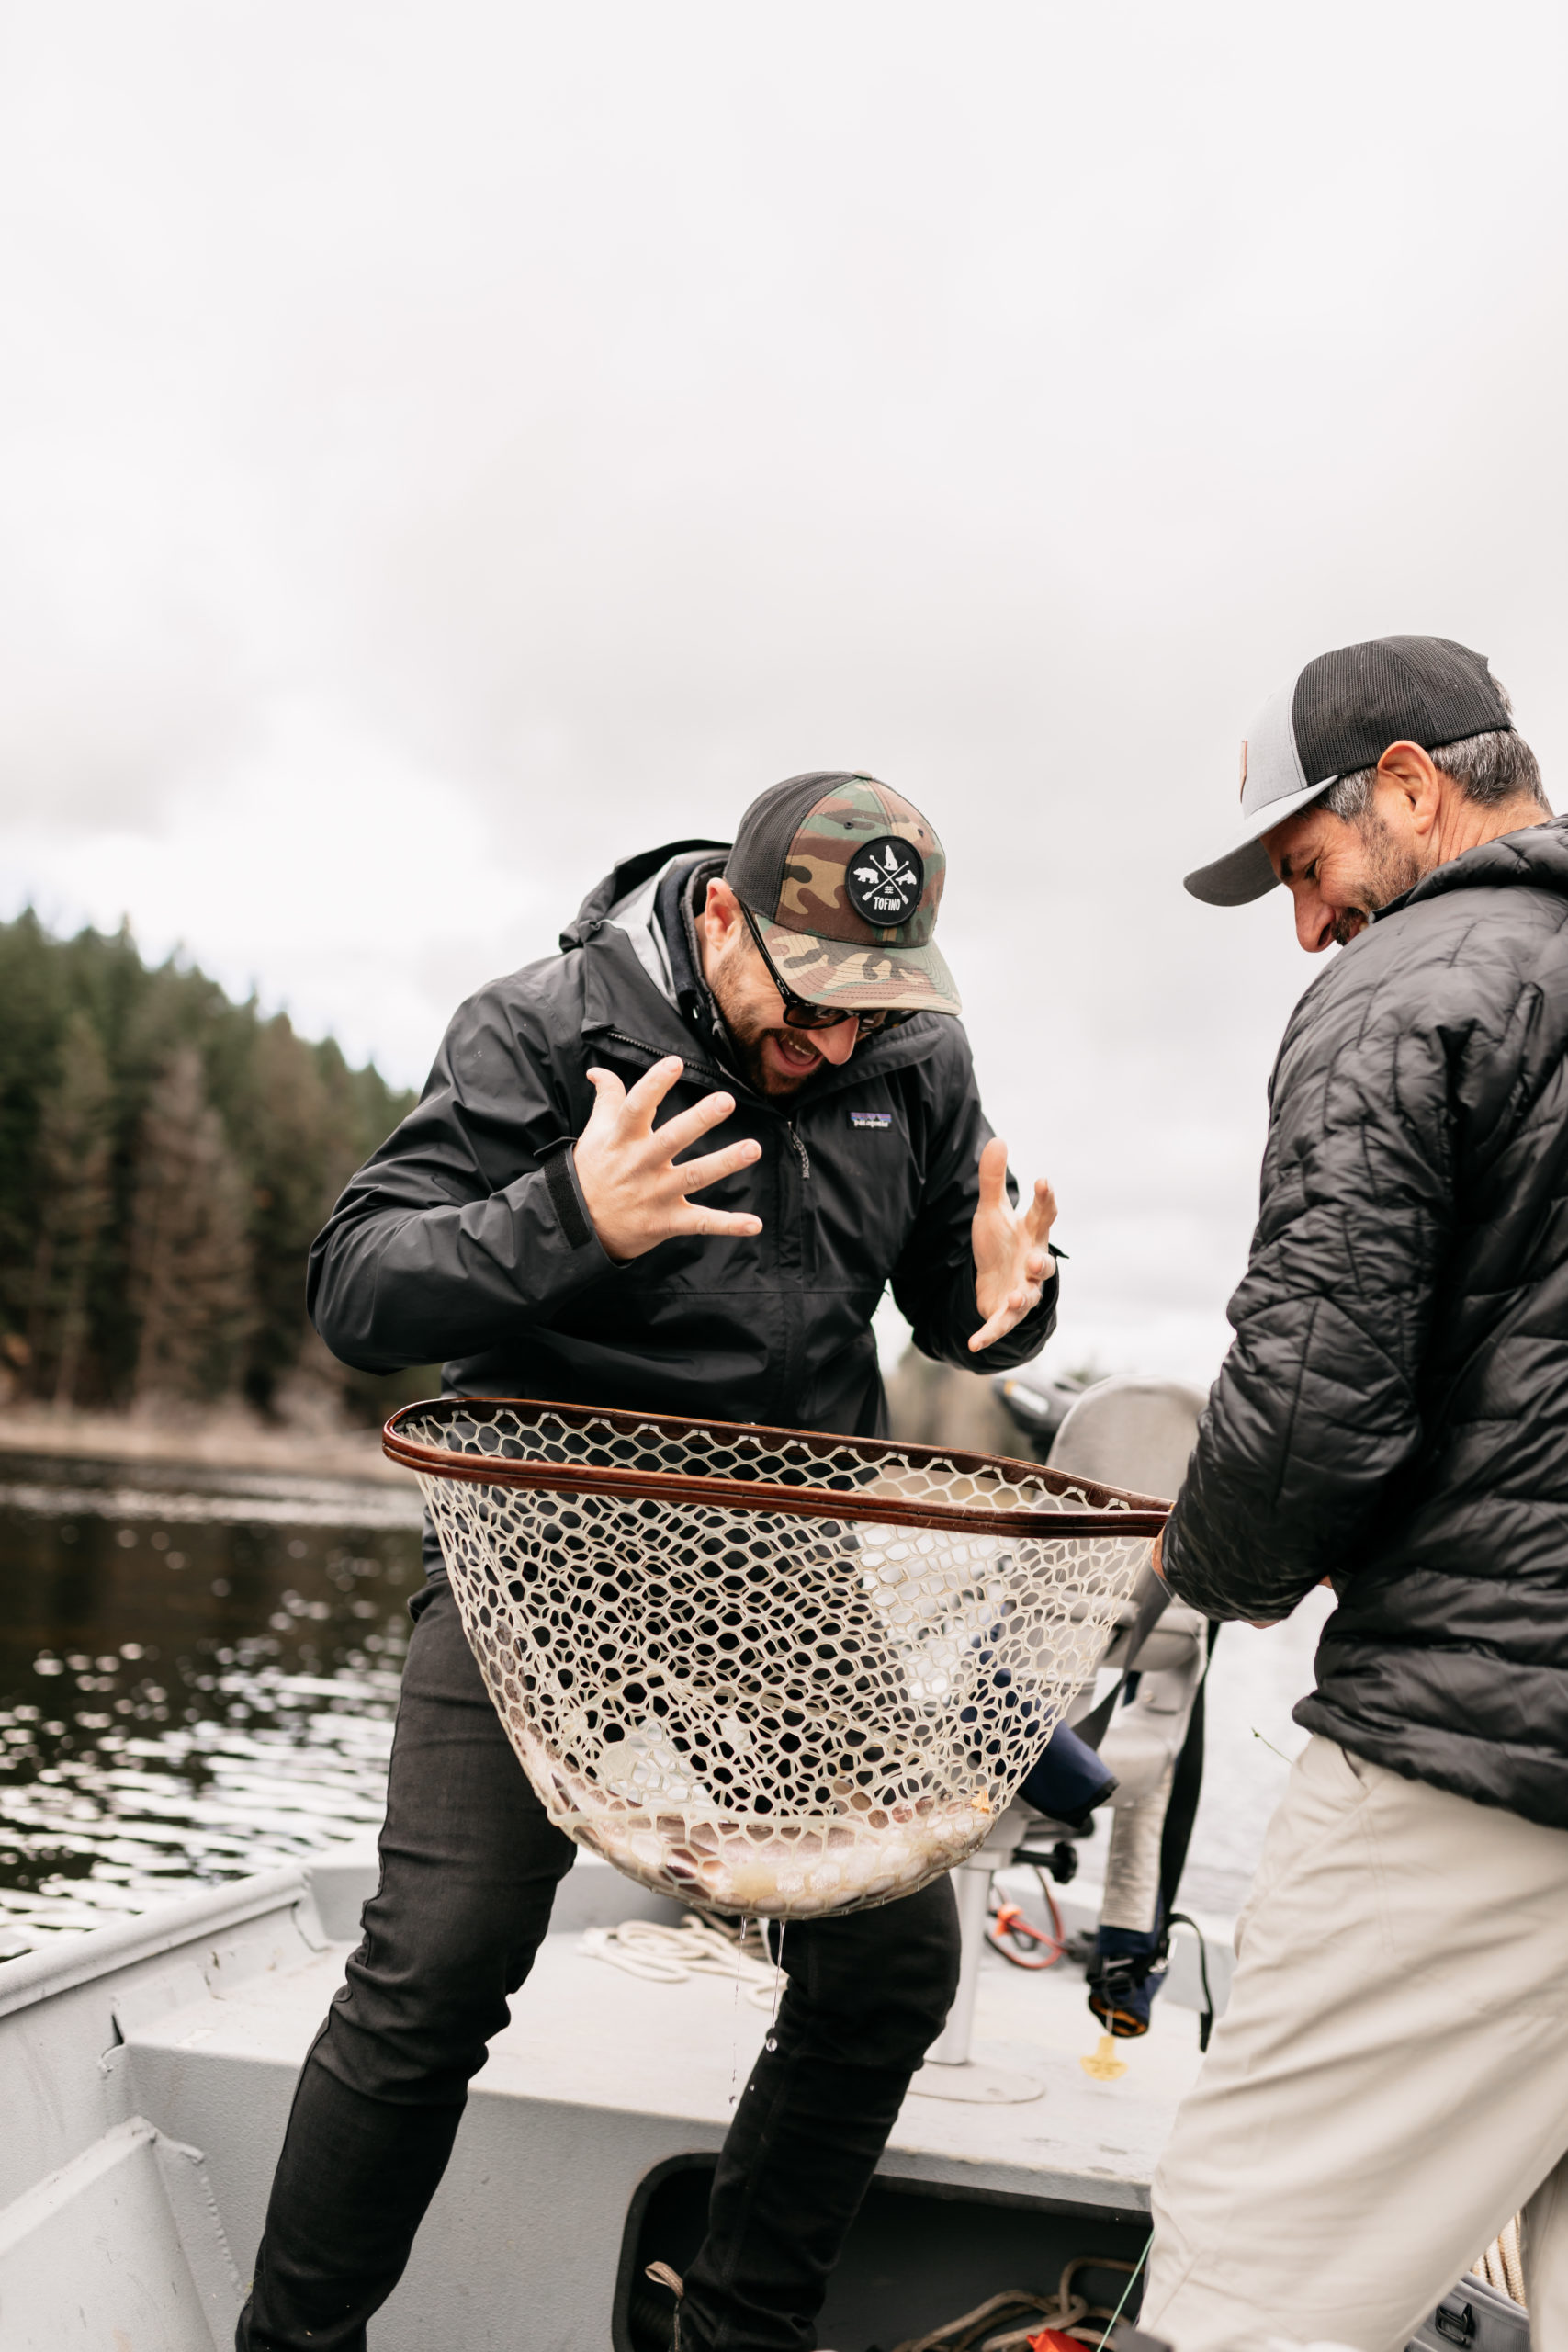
1, 1851, 1213, 2352
131, 1902, 1207, 2202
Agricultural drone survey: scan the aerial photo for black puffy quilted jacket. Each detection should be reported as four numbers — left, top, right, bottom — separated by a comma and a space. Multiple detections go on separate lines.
1163, 818, 1568, 1829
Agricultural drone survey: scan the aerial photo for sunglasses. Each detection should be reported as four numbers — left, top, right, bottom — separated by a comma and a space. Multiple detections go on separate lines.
739, 903, 917, 1036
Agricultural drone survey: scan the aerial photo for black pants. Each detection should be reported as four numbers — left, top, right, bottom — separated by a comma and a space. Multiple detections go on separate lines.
238, 1583, 960, 2352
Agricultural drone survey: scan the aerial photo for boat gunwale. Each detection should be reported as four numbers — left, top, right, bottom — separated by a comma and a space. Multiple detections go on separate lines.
0, 1862, 315, 2020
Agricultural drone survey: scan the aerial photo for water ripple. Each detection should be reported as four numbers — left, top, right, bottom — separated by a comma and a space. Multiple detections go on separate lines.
0, 1449, 423, 1956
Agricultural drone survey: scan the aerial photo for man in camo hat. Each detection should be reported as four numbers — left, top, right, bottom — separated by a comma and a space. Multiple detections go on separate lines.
239, 771, 1061, 2352
663, 769, 963, 1100
723, 769, 961, 1028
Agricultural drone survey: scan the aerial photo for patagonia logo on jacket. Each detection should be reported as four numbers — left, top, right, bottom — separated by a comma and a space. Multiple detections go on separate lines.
849, 1111, 892, 1129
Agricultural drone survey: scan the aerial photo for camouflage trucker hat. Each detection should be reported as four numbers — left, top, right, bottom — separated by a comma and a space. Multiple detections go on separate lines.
726, 772, 961, 1017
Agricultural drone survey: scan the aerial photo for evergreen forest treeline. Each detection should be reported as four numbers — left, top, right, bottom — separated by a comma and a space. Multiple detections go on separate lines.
0, 910, 423, 1420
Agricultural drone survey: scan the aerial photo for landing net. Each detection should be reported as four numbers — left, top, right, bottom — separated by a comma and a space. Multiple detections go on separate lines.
384, 1399, 1168, 1920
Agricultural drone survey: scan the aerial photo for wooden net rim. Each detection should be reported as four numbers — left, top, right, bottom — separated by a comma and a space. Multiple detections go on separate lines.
383, 1396, 1171, 1540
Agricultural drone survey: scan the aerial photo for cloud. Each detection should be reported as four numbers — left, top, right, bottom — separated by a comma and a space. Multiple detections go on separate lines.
1, 695, 534, 1080
3, 0, 1566, 1380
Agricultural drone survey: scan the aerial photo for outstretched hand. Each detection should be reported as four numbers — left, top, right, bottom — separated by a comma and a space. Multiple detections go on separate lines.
573, 1056, 763, 1263
968, 1136, 1057, 1353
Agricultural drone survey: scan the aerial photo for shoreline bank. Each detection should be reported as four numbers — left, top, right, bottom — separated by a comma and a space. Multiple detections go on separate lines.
0, 1404, 414, 1487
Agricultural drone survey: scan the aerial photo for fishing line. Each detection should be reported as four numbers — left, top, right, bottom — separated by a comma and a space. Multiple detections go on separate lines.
1093, 2236, 1151, 2352
729, 1924, 744, 2109
769, 1920, 787, 2032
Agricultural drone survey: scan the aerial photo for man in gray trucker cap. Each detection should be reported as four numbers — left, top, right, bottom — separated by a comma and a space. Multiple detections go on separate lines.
1185, 631, 1529, 915
1142, 636, 1568, 2352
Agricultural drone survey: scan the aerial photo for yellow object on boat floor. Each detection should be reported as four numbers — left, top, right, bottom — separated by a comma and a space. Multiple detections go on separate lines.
1080, 2034, 1129, 2082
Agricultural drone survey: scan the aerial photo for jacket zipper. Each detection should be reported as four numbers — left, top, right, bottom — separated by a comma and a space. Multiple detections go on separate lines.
604, 1028, 725, 1082
604, 1026, 810, 1177
605, 1020, 814, 1413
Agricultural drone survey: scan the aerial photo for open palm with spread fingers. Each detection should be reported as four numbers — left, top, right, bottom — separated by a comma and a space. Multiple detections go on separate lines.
969, 1136, 1057, 1352
573, 1056, 764, 1263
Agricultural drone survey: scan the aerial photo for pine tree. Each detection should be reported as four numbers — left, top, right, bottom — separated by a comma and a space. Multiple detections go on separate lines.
28, 1012, 114, 1406
127, 1047, 256, 1404
0, 910, 67, 1340
0, 910, 415, 1417
231, 1014, 350, 1409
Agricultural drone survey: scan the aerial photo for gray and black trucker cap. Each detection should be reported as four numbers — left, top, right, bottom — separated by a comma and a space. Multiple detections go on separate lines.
1185, 635, 1513, 906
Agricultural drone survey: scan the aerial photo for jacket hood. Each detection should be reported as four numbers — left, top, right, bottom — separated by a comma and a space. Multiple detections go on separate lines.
560, 838, 729, 947
1395, 814, 1568, 917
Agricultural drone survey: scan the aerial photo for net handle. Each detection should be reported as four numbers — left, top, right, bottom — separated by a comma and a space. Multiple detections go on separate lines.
382, 1396, 1172, 1541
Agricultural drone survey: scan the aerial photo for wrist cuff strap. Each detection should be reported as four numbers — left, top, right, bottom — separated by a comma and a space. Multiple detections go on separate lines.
538, 1140, 593, 1250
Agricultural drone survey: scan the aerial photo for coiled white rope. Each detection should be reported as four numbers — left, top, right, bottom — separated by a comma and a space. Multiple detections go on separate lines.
582, 1916, 784, 2011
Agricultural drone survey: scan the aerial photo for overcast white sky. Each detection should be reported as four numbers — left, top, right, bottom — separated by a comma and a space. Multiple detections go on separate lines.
3, 1, 1566, 1385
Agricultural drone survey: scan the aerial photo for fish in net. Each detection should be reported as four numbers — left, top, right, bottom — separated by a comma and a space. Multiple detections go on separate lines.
384, 1399, 1168, 1920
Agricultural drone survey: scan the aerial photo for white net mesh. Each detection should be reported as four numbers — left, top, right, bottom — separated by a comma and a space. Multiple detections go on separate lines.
387, 1400, 1164, 1919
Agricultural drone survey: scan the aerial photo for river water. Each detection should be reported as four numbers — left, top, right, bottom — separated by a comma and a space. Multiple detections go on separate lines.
0, 1449, 423, 1957
0, 1448, 1333, 1957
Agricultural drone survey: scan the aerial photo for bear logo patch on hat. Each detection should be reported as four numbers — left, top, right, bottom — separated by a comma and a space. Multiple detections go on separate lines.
845, 837, 924, 925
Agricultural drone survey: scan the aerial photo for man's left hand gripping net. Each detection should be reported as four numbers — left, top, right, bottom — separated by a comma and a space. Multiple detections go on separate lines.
385, 1400, 1168, 1920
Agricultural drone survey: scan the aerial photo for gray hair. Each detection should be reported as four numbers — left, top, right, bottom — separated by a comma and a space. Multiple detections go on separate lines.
1319, 674, 1550, 820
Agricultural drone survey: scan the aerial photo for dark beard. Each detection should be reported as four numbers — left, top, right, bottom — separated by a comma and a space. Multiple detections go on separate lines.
728, 1019, 818, 1096
705, 978, 818, 1096
1333, 811, 1421, 945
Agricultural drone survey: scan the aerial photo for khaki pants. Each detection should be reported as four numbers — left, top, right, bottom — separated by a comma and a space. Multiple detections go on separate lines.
1144, 1736, 1568, 2352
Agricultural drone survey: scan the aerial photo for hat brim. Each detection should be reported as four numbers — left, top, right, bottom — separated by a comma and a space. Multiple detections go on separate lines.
1183, 776, 1338, 907
752, 912, 962, 1017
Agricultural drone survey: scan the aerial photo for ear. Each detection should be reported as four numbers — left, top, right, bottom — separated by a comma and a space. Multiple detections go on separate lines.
1375, 741, 1442, 837
701, 875, 744, 951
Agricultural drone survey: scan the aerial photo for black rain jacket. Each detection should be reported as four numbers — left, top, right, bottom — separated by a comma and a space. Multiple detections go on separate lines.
1163, 818, 1568, 1829
309, 841, 1055, 1447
